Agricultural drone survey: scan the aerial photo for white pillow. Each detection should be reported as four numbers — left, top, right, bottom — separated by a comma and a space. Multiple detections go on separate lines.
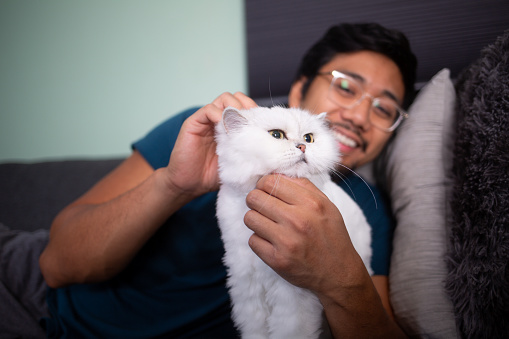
385, 69, 457, 337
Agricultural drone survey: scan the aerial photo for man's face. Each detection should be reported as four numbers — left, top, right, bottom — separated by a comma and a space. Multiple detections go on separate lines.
289, 50, 405, 171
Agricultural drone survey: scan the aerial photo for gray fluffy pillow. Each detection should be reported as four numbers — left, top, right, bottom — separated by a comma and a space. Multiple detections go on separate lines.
446, 29, 509, 338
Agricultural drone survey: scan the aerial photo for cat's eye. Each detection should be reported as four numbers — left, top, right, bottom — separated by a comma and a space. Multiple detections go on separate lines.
269, 129, 286, 139
303, 133, 314, 143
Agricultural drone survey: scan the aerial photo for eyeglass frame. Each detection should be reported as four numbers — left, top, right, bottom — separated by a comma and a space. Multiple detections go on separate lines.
318, 70, 408, 132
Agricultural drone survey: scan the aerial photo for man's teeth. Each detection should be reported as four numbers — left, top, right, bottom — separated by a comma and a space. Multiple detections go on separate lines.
334, 131, 357, 148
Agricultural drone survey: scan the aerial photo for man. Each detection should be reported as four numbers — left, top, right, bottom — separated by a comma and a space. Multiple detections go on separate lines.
4, 23, 417, 338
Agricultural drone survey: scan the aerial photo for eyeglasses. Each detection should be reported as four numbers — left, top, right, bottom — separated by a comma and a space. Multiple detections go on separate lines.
319, 70, 408, 132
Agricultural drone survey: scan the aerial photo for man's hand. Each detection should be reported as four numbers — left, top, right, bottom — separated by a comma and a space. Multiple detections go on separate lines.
243, 174, 406, 338
244, 174, 365, 297
165, 92, 257, 199
40, 92, 257, 288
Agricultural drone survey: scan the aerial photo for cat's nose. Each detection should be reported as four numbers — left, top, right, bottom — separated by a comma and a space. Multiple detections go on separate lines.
296, 144, 306, 153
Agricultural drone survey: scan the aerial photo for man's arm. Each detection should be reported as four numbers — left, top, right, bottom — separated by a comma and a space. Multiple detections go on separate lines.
244, 174, 405, 338
39, 92, 257, 288
372, 275, 395, 320
39, 151, 183, 287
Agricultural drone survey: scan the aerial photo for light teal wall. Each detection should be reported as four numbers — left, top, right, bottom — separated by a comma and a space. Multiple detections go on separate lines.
0, 1, 247, 162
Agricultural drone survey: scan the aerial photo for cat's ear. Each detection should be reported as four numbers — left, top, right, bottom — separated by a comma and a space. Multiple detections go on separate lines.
317, 112, 328, 120
222, 107, 248, 134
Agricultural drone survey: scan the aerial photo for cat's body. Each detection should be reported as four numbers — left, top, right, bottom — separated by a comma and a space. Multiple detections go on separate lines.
215, 106, 372, 338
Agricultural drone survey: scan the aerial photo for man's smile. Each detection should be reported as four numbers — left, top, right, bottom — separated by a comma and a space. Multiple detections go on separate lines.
329, 124, 367, 153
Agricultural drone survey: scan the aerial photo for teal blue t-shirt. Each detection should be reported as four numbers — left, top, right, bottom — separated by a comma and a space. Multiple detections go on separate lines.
44, 107, 394, 338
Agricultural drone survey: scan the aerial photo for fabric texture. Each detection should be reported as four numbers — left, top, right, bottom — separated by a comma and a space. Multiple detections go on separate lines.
446, 29, 509, 338
0, 159, 122, 232
383, 69, 458, 337
0, 223, 49, 339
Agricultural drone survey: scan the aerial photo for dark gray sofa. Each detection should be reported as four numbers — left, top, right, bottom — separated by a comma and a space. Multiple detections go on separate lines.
0, 159, 122, 232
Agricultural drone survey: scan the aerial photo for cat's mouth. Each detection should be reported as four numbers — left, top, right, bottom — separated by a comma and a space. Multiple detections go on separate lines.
291, 154, 308, 167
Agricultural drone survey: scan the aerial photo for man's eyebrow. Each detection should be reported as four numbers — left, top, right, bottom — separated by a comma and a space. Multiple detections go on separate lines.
342, 71, 365, 83
341, 70, 402, 105
381, 90, 401, 105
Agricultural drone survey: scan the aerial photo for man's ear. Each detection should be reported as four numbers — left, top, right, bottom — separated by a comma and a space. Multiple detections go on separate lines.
288, 77, 307, 108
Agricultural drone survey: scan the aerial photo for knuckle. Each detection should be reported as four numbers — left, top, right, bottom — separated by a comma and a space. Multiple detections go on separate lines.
219, 92, 232, 99
203, 103, 216, 111
307, 196, 327, 214
257, 175, 277, 191
297, 219, 314, 236
287, 205, 318, 236
273, 253, 291, 271
281, 236, 300, 255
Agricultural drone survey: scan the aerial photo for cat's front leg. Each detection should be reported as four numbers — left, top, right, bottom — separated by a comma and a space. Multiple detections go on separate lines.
227, 251, 271, 338
265, 275, 323, 339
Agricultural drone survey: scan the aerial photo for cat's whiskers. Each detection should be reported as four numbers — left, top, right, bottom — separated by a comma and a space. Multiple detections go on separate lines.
273, 172, 284, 195
292, 103, 376, 208
253, 171, 285, 215
330, 165, 378, 209
268, 77, 274, 107
329, 168, 356, 199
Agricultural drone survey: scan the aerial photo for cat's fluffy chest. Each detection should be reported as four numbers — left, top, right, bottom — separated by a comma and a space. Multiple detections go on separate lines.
215, 106, 372, 338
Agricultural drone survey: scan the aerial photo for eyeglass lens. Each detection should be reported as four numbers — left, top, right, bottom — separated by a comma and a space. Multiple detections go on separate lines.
329, 76, 401, 130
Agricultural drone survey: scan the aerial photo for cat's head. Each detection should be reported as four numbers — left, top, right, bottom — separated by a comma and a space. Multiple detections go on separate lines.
215, 106, 340, 185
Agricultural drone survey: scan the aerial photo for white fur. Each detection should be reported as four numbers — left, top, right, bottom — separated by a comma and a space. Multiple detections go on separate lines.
215, 106, 372, 338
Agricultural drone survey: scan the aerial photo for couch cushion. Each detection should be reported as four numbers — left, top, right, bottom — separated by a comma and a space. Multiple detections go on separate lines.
0, 159, 122, 231
384, 68, 457, 337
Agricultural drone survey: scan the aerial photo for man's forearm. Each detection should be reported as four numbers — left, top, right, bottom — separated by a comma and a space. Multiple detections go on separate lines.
39, 168, 192, 288
320, 273, 406, 339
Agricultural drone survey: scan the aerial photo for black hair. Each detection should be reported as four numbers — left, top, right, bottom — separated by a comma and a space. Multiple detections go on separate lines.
294, 23, 418, 108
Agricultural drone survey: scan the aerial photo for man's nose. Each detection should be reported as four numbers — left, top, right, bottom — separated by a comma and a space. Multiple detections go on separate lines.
342, 97, 372, 129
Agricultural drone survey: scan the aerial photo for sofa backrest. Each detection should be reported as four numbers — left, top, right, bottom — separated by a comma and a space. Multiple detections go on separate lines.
0, 159, 122, 232
245, 0, 509, 99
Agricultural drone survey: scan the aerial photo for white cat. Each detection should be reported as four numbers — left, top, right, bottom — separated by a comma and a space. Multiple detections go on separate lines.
215, 106, 373, 339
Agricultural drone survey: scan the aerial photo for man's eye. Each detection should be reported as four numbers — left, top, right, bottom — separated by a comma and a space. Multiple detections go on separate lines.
335, 78, 356, 96
373, 100, 397, 120
269, 129, 286, 139
303, 133, 314, 143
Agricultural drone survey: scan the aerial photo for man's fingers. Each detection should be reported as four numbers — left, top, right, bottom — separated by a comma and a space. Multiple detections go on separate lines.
244, 208, 279, 240
253, 174, 328, 207
232, 92, 258, 109
247, 233, 276, 266
190, 103, 223, 126
192, 92, 256, 127
244, 207, 284, 269
212, 92, 258, 112
245, 184, 293, 226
